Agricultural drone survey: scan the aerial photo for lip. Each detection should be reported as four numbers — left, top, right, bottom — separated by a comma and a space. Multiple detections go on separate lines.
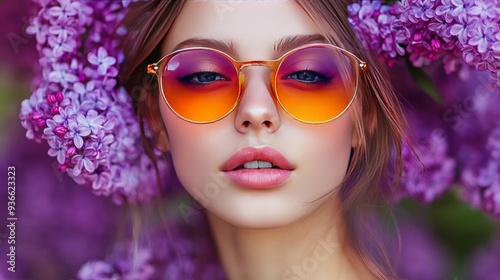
221, 146, 294, 189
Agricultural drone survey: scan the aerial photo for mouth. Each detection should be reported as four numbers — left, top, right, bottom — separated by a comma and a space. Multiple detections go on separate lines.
221, 147, 294, 189
233, 160, 282, 170
221, 146, 295, 171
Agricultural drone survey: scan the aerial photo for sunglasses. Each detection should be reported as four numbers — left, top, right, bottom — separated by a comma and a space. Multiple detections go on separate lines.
147, 43, 367, 124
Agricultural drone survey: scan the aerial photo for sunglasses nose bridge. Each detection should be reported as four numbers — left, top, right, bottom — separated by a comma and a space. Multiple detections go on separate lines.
238, 62, 274, 72
237, 61, 278, 89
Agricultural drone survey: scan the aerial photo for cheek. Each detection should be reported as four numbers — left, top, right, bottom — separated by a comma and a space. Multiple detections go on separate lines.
159, 103, 228, 197
289, 114, 354, 196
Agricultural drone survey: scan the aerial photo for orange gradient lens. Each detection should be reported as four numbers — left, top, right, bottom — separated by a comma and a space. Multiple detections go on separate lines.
274, 46, 357, 122
161, 50, 240, 123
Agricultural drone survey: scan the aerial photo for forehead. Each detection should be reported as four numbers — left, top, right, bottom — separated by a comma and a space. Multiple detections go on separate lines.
162, 0, 324, 59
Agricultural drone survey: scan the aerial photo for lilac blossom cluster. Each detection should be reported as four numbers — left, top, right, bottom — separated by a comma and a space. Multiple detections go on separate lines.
76, 209, 226, 280
387, 64, 458, 204
391, 221, 452, 279
351, 0, 500, 217
468, 239, 500, 279
461, 129, 500, 218
394, 66, 500, 217
348, 0, 500, 91
19, 0, 163, 204
399, 133, 456, 203
77, 249, 155, 280
454, 82, 500, 218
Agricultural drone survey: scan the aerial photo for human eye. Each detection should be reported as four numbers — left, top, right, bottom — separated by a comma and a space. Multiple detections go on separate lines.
282, 69, 332, 84
178, 71, 230, 85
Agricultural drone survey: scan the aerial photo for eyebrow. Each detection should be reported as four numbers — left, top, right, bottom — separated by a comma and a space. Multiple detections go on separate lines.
171, 34, 328, 58
172, 38, 235, 56
274, 34, 328, 56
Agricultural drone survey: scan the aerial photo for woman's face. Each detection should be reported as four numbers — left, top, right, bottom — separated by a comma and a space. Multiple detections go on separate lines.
160, 1, 356, 228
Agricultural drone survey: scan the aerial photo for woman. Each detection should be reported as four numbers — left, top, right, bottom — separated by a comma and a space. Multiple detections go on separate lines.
121, 0, 407, 279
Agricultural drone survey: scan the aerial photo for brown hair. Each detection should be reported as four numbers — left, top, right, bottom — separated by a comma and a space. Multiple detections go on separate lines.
296, 1, 407, 278
120, 0, 407, 278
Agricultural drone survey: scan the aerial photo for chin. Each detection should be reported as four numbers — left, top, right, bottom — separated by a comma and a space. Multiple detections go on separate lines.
206, 193, 322, 230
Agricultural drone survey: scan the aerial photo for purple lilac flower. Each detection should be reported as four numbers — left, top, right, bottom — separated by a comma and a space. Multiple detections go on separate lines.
48, 19, 77, 42
462, 153, 500, 217
48, 137, 68, 164
77, 261, 118, 280
77, 110, 105, 134
348, 0, 500, 92
76, 202, 226, 280
449, 13, 472, 45
468, 22, 496, 54
349, 1, 500, 217
450, 0, 473, 17
385, 62, 458, 203
406, 0, 436, 22
72, 148, 97, 176
78, 248, 155, 280
67, 117, 91, 148
348, 0, 408, 66
88, 47, 117, 75
468, 239, 500, 280
392, 221, 452, 280
435, 0, 454, 23
48, 62, 79, 86
398, 222, 451, 280
399, 136, 456, 203
468, 0, 500, 20
433, 68, 500, 218
26, 17, 49, 44
48, 0, 80, 22
20, 0, 165, 203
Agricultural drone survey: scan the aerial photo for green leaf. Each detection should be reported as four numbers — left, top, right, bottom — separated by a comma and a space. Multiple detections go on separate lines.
407, 64, 444, 105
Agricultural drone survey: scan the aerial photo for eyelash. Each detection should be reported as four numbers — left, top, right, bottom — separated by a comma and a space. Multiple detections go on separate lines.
282, 69, 332, 84
178, 71, 230, 85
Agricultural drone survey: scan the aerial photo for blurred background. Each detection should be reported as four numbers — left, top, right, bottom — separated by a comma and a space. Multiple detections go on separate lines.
0, 0, 499, 279
0, 0, 123, 279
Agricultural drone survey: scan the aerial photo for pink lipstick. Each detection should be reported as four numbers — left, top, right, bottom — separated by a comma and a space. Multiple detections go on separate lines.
221, 146, 294, 189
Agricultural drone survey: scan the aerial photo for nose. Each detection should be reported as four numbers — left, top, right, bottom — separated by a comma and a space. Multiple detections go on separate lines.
233, 67, 281, 134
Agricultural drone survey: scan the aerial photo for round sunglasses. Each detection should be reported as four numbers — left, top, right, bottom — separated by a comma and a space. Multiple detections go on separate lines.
147, 43, 367, 124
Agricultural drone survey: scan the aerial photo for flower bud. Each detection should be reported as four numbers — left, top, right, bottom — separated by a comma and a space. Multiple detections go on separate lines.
54, 125, 68, 137
58, 164, 68, 173
431, 39, 441, 51
29, 112, 43, 120
51, 106, 60, 115
66, 146, 77, 156
413, 33, 422, 42
47, 94, 57, 104
36, 119, 46, 127
56, 91, 64, 103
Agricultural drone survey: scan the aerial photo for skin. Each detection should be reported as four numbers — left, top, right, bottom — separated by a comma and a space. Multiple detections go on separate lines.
158, 1, 371, 279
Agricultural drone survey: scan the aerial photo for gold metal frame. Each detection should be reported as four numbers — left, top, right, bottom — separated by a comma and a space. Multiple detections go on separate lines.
147, 43, 367, 124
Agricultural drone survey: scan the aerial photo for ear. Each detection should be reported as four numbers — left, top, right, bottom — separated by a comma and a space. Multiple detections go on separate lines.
350, 97, 364, 149
352, 116, 363, 148
351, 127, 359, 148
155, 128, 170, 152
